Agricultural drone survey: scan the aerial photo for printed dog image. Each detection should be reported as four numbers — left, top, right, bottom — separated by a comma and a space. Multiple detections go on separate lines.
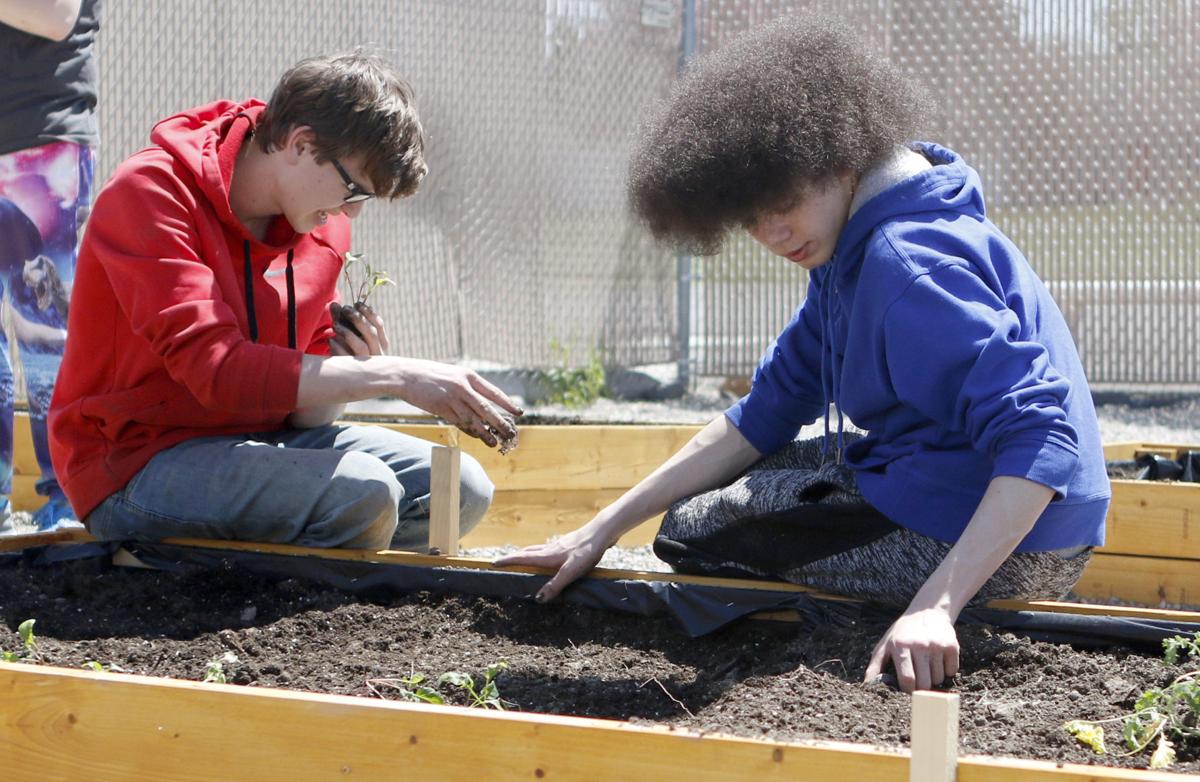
23, 254, 70, 321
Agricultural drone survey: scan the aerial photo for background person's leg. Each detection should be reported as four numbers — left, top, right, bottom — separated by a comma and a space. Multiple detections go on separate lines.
0, 326, 12, 533
255, 424, 495, 550
5, 142, 94, 530
85, 434, 402, 550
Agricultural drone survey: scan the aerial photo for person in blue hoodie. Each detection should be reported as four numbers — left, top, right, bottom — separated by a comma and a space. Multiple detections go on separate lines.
498, 14, 1111, 693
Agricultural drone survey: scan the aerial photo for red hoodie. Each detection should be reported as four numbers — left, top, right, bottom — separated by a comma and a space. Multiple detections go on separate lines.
49, 100, 349, 521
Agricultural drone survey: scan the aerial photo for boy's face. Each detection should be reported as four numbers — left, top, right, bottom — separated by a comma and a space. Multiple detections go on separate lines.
277, 131, 375, 233
746, 173, 856, 270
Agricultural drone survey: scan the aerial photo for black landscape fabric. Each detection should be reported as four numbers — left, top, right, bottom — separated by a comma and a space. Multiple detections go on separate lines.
9, 540, 1199, 649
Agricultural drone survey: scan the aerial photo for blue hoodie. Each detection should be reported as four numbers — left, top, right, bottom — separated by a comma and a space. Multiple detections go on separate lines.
727, 143, 1110, 552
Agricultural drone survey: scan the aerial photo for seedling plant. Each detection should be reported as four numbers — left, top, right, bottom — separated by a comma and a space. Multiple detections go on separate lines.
1065, 631, 1200, 769
341, 251, 395, 306
367, 660, 513, 710
1, 618, 39, 663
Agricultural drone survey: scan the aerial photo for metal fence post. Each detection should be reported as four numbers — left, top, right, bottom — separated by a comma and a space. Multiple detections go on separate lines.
676, 0, 698, 389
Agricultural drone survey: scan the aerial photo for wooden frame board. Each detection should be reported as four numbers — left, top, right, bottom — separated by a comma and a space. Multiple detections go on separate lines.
0, 662, 1186, 782
1, 532, 1197, 780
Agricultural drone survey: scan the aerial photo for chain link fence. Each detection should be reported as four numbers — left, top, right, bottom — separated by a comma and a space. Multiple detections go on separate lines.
90, 0, 1197, 386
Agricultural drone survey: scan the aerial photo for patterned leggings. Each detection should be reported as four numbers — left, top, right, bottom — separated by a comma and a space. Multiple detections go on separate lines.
655, 436, 1091, 609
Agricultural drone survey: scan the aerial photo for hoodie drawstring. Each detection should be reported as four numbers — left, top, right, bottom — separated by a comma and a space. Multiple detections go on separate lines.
818, 264, 846, 464
243, 240, 297, 350
285, 250, 296, 350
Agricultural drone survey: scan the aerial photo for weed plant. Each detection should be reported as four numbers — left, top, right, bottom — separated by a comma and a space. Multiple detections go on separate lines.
1066, 632, 1200, 769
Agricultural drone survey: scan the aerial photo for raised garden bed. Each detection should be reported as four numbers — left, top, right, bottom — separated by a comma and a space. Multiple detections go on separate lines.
2, 535, 1199, 780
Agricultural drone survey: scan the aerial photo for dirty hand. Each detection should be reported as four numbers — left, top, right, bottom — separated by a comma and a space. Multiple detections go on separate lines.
330, 301, 389, 357
397, 359, 523, 448
493, 526, 609, 602
863, 607, 960, 693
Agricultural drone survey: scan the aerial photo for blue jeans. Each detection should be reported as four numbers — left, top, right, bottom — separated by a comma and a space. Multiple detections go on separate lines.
85, 424, 493, 550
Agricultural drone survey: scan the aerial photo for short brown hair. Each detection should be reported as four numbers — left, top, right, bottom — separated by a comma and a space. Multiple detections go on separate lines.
257, 50, 427, 200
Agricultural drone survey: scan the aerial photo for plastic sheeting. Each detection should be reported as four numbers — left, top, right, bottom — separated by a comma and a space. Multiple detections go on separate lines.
7, 541, 1200, 650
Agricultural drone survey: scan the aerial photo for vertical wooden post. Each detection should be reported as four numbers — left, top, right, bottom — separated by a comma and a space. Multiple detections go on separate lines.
910, 691, 959, 782
428, 444, 461, 555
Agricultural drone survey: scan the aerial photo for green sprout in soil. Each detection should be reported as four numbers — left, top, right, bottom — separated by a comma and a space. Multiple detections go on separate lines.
82, 660, 127, 673
341, 251, 395, 306
1065, 631, 1200, 769
537, 339, 606, 409
1, 619, 39, 663
367, 660, 513, 710
201, 651, 240, 684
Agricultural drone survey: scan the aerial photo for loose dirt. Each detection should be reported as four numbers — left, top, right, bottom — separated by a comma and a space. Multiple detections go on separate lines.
2, 554, 1195, 774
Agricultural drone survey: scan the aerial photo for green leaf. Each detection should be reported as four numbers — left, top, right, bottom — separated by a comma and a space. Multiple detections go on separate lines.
1122, 716, 1148, 751
1, 650, 20, 663
83, 661, 104, 672
1065, 720, 1107, 754
17, 618, 36, 650
1150, 735, 1177, 769
412, 687, 445, 705
437, 671, 474, 689
1135, 689, 1161, 713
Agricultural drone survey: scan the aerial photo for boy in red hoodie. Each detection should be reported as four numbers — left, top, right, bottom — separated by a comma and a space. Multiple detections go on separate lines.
48, 51, 521, 550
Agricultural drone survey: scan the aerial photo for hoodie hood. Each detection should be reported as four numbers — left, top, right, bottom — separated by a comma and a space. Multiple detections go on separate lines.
830, 142, 986, 284
150, 99, 303, 264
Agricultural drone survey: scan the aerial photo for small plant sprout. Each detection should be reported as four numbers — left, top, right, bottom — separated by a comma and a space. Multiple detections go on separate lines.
82, 660, 127, 673
202, 651, 239, 684
2, 618, 40, 663
1064, 632, 1200, 769
537, 339, 606, 409
341, 251, 395, 306
366, 660, 513, 710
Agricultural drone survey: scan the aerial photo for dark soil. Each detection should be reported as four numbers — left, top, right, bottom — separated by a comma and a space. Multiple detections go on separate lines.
1, 554, 1195, 774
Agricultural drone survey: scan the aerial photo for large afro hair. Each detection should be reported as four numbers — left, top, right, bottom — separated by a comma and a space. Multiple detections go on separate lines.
628, 13, 933, 255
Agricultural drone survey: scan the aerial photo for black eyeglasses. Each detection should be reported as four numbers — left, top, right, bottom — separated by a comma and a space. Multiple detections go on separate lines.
330, 159, 375, 204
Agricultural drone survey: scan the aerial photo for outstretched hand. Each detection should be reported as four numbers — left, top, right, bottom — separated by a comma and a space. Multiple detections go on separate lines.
398, 358, 523, 448
493, 527, 610, 602
863, 607, 960, 693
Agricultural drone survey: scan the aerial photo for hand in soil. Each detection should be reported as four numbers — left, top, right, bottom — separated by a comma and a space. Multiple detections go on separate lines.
864, 606, 960, 693
493, 526, 608, 601
330, 301, 389, 356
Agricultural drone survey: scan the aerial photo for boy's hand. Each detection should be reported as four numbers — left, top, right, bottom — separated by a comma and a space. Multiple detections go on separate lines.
863, 607, 960, 693
494, 526, 610, 602
397, 359, 523, 448
331, 302, 389, 357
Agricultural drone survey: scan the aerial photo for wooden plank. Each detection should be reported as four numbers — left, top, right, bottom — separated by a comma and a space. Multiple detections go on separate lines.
376, 422, 700, 491
429, 445, 461, 555
462, 489, 659, 548
1102, 442, 1193, 462
0, 664, 1182, 782
1099, 480, 1200, 559
0, 663, 909, 782
1074, 553, 1200, 607
911, 692, 958, 782
0, 527, 93, 551
984, 599, 1200, 624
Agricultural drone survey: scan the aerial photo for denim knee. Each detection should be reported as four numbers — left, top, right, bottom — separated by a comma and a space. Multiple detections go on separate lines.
459, 451, 494, 534
299, 451, 401, 549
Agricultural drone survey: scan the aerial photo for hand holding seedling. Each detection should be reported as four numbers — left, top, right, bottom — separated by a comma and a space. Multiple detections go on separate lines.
330, 301, 389, 356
